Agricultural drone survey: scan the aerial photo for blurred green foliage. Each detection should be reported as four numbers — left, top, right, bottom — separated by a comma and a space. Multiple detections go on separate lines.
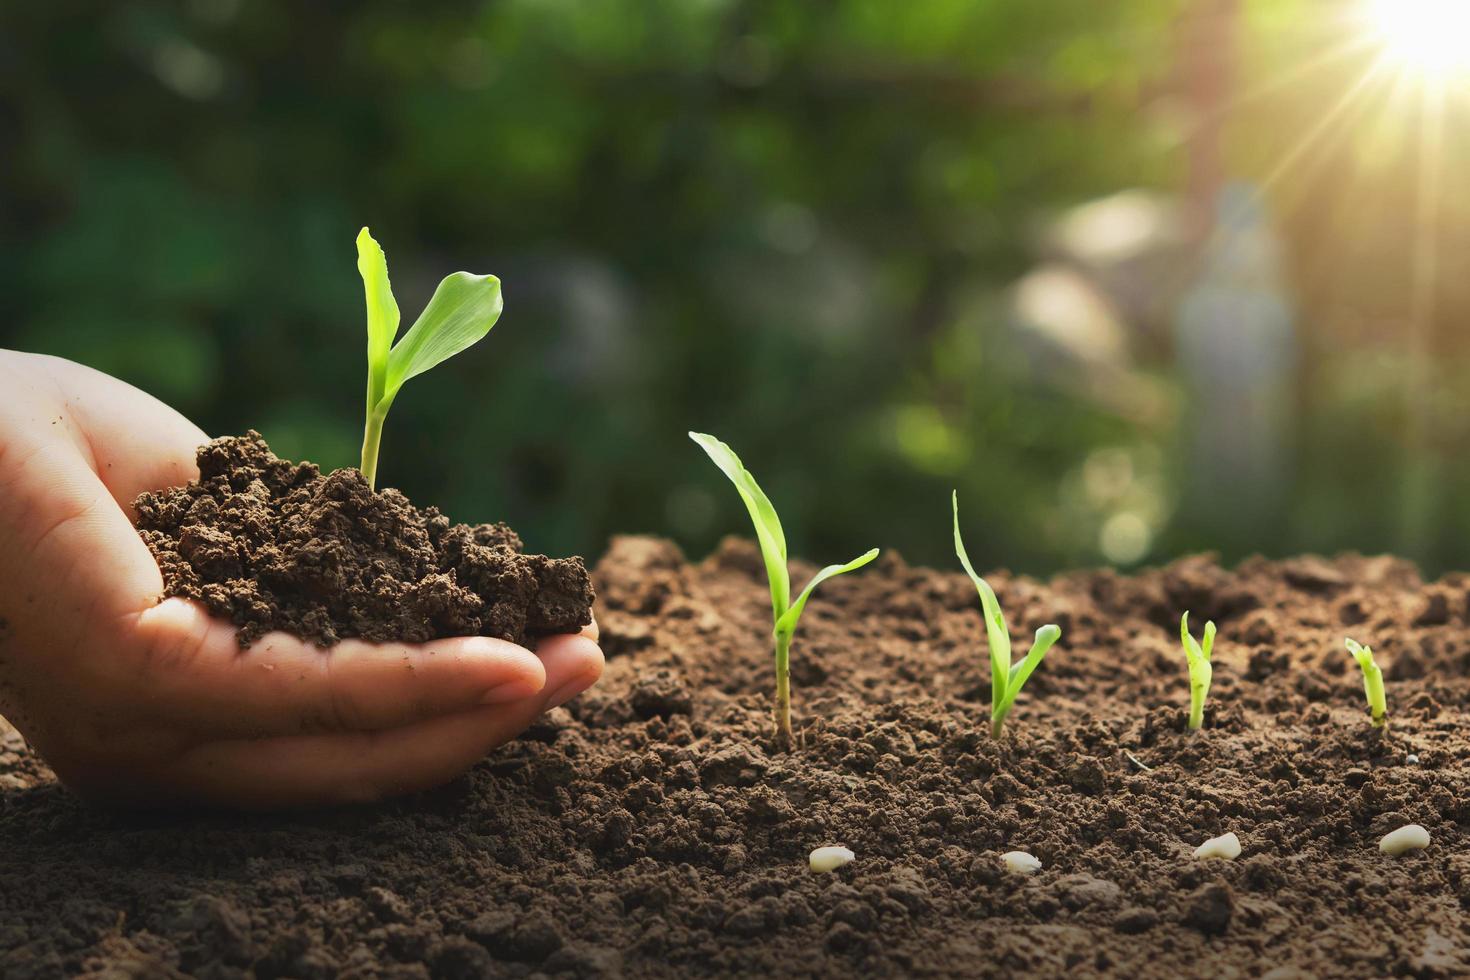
4, 0, 1467, 575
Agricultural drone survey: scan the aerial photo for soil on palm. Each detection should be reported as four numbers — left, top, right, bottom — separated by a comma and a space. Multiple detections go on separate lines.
3, 539, 1470, 977
132, 431, 594, 647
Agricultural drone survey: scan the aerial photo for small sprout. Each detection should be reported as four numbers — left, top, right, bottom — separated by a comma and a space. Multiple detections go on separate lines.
809, 846, 855, 872
1179, 612, 1216, 731
952, 492, 1061, 738
356, 228, 504, 489
1379, 824, 1429, 856
1002, 850, 1042, 875
1193, 832, 1241, 861
690, 433, 879, 746
1345, 637, 1387, 728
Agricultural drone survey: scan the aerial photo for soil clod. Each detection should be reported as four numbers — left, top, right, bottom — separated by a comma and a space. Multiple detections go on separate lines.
133, 431, 594, 647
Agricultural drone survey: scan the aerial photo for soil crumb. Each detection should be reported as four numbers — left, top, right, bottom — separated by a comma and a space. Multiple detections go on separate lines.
132, 431, 594, 647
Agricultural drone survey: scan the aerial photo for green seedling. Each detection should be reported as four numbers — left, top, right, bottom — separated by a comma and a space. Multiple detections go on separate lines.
356, 227, 504, 489
689, 432, 879, 746
952, 492, 1061, 738
1179, 612, 1216, 730
1345, 637, 1386, 728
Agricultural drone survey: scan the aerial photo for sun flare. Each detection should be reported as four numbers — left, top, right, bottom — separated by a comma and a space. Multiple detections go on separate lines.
1363, 0, 1470, 81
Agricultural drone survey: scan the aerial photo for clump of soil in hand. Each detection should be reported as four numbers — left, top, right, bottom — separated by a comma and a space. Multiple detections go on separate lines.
133, 431, 594, 647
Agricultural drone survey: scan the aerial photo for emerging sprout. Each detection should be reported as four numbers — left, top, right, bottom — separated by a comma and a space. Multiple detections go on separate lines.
1001, 850, 1042, 875
689, 432, 879, 746
952, 492, 1061, 738
1193, 832, 1241, 861
809, 846, 855, 872
1345, 637, 1387, 728
1179, 612, 1216, 731
356, 228, 504, 489
1379, 824, 1429, 856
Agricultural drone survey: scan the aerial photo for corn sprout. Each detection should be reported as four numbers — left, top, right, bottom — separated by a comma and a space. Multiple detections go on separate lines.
690, 432, 878, 746
952, 492, 1060, 738
356, 228, 504, 488
1180, 612, 1216, 730
1345, 637, 1386, 728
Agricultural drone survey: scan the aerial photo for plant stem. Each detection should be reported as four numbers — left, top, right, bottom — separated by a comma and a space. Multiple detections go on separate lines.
774, 630, 792, 747
1188, 685, 1205, 730
1364, 662, 1386, 729
990, 704, 1008, 739
361, 410, 385, 490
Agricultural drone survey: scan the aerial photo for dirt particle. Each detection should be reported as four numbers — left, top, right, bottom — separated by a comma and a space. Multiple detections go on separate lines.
1066, 758, 1109, 795
363, 887, 410, 924
1413, 590, 1451, 628
503, 913, 564, 962
1114, 906, 1159, 934
1182, 882, 1235, 936
431, 937, 497, 979
544, 943, 622, 976
1055, 873, 1123, 911
1247, 647, 1290, 681
1280, 557, 1347, 593
629, 669, 694, 719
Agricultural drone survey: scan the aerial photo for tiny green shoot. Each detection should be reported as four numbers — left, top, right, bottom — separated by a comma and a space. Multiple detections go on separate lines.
689, 432, 879, 746
1179, 611, 1216, 731
952, 491, 1061, 738
356, 227, 504, 489
1345, 637, 1386, 728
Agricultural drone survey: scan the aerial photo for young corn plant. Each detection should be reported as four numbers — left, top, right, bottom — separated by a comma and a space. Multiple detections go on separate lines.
1345, 637, 1387, 728
1179, 612, 1216, 730
356, 227, 504, 489
689, 432, 879, 746
952, 492, 1061, 738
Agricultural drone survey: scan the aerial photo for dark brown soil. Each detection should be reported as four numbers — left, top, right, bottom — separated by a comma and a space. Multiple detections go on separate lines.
4, 539, 1470, 978
133, 432, 594, 647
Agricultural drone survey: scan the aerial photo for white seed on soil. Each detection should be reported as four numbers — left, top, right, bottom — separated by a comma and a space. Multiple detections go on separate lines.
1002, 851, 1042, 875
809, 846, 855, 872
1379, 824, 1430, 856
1193, 832, 1242, 861
1406, 754, 1420, 764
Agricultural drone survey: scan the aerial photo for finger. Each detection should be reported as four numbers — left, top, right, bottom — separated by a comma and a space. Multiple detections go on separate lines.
29, 353, 205, 510
128, 599, 548, 738
153, 634, 604, 808
0, 440, 167, 626
580, 613, 600, 642
535, 632, 605, 709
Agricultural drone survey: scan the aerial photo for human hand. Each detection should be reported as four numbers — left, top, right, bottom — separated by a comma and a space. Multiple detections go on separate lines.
0, 350, 603, 808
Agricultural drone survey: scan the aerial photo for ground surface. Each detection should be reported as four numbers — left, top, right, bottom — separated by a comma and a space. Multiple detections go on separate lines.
3, 538, 1470, 978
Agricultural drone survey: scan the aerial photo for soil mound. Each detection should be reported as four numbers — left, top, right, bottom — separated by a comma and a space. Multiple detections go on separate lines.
132, 431, 594, 647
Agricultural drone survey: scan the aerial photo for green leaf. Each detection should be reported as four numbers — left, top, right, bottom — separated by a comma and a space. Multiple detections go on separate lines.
379, 271, 503, 412
1180, 611, 1205, 667
775, 548, 881, 636
952, 491, 1012, 707
356, 227, 400, 416
690, 432, 790, 618
1006, 624, 1060, 696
